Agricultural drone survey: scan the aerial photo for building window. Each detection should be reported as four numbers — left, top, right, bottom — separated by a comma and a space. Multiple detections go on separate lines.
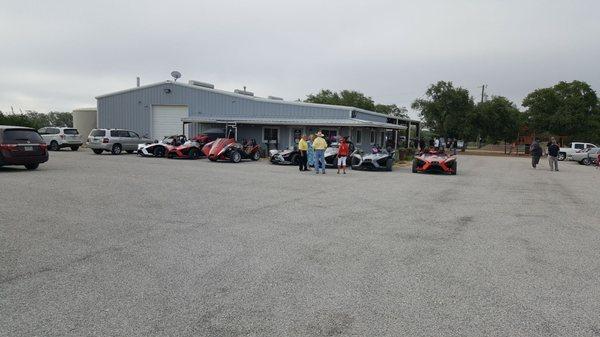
263, 127, 279, 143
355, 130, 362, 144
322, 129, 338, 143
370, 130, 375, 144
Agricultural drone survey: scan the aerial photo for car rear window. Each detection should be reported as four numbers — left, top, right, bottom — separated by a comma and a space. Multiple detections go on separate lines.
2, 129, 43, 143
90, 130, 106, 137
64, 129, 79, 135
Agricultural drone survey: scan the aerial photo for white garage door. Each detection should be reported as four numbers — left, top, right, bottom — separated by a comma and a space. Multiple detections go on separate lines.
152, 105, 188, 139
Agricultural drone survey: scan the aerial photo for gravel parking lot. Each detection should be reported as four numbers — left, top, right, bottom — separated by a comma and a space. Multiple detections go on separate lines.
1, 151, 599, 336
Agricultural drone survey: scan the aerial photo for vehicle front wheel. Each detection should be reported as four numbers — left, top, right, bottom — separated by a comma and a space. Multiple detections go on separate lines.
582, 157, 591, 166
92, 149, 103, 154
111, 144, 122, 155
251, 151, 261, 161
230, 151, 242, 163
24, 163, 39, 170
557, 152, 566, 161
153, 146, 165, 157
449, 161, 457, 175
350, 156, 360, 170
50, 141, 59, 151
412, 160, 418, 173
70, 146, 79, 151
386, 158, 394, 171
189, 148, 199, 160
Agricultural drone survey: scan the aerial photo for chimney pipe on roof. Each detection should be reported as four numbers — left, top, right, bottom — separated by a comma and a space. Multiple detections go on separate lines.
136, 77, 140, 87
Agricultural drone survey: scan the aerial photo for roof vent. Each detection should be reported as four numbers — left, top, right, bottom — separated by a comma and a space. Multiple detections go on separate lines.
188, 80, 215, 89
267, 96, 283, 100
234, 89, 254, 96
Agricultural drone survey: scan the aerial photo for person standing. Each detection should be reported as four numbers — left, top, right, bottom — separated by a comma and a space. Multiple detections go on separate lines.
452, 139, 458, 155
312, 131, 328, 174
547, 137, 560, 171
530, 138, 542, 168
434, 137, 440, 150
307, 134, 315, 168
337, 137, 350, 174
298, 135, 308, 171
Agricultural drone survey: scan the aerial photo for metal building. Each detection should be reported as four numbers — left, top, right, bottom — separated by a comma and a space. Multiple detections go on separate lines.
96, 80, 420, 152
72, 107, 97, 140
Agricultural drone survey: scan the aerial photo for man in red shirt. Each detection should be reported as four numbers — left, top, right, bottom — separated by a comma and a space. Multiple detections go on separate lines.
337, 137, 350, 174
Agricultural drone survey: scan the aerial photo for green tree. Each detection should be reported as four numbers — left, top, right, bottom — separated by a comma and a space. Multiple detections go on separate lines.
471, 96, 522, 142
374, 104, 409, 118
0, 111, 72, 129
522, 80, 599, 140
411, 81, 475, 138
305, 89, 376, 111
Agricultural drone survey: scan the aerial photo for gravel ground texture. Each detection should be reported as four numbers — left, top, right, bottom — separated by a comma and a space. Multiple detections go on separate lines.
1, 151, 599, 337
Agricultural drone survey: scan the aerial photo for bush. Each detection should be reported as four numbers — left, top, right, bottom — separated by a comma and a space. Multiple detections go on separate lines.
396, 147, 415, 161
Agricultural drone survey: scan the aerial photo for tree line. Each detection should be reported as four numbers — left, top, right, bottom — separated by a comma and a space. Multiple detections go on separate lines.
411, 80, 600, 144
305, 80, 600, 145
0, 110, 73, 129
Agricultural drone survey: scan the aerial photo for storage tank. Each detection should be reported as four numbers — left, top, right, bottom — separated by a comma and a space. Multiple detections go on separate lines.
72, 107, 97, 141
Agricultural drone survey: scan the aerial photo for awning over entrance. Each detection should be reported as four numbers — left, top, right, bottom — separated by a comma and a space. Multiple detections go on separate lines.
181, 116, 406, 130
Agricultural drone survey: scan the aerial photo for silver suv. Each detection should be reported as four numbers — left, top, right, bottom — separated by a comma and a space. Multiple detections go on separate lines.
38, 127, 83, 151
87, 129, 151, 155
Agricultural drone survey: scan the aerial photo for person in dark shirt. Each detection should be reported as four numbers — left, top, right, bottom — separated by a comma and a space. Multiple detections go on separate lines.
547, 137, 560, 171
530, 139, 542, 168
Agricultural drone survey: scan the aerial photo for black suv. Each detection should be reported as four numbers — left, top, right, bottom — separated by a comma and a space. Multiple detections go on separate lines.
0, 126, 49, 170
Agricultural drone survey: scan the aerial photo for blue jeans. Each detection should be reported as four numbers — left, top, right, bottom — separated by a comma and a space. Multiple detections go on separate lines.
315, 150, 326, 173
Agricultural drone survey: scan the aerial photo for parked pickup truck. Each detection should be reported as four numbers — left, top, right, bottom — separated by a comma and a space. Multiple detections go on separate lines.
559, 142, 597, 161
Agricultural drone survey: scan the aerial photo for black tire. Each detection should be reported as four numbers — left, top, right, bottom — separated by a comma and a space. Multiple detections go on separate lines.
189, 148, 199, 160
251, 151, 260, 161
582, 157, 591, 166
230, 150, 242, 163
126, 150, 134, 154
70, 146, 79, 151
209, 156, 217, 162
153, 146, 165, 157
290, 154, 299, 165
450, 161, 457, 175
24, 163, 39, 170
111, 144, 122, 155
350, 156, 360, 170
385, 158, 394, 171
412, 160, 418, 173
557, 152, 566, 161
50, 141, 59, 151
92, 149, 103, 155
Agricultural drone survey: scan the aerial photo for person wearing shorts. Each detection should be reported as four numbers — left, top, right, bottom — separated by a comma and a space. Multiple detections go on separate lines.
337, 137, 350, 174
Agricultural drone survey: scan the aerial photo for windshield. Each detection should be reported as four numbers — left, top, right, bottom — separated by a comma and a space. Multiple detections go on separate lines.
90, 130, 105, 137
63, 129, 79, 135
2, 129, 43, 143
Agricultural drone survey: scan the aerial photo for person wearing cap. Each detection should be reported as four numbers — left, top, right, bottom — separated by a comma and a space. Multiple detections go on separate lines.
337, 137, 350, 174
312, 131, 328, 174
297, 135, 308, 171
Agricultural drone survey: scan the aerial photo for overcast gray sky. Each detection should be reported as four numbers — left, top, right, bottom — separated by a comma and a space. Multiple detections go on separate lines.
1, 0, 599, 119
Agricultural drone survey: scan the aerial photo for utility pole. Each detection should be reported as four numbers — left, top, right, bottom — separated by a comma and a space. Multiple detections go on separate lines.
480, 84, 486, 104
477, 84, 486, 148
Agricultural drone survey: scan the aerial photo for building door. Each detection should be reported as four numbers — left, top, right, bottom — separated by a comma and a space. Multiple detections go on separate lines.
151, 105, 188, 139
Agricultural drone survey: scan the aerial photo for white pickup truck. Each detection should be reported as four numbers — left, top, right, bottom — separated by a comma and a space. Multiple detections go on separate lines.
559, 142, 597, 161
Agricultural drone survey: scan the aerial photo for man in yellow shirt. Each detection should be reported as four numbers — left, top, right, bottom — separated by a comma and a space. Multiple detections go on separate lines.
298, 135, 308, 171
313, 131, 328, 174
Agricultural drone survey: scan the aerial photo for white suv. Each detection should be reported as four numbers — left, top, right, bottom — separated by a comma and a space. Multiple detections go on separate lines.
38, 127, 83, 151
